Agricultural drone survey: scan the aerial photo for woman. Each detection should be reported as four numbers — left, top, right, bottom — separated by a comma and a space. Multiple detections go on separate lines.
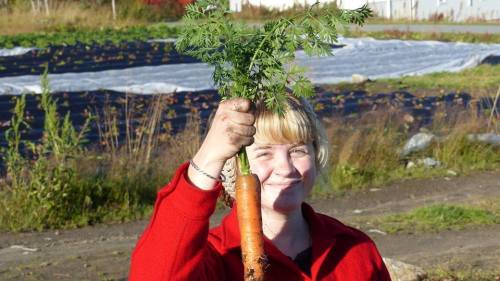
129, 95, 391, 281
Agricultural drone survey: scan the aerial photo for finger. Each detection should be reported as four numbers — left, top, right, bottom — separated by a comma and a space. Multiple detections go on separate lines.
227, 133, 254, 147
240, 136, 255, 146
222, 98, 251, 113
226, 111, 255, 126
228, 123, 256, 137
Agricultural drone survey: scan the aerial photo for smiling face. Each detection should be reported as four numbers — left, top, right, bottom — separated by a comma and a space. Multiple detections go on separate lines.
220, 95, 329, 212
246, 142, 317, 214
236, 95, 328, 214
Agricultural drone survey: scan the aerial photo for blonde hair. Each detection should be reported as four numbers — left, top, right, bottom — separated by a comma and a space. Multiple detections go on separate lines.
220, 94, 329, 204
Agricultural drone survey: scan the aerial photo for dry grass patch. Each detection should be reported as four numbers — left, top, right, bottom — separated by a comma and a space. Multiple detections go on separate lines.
0, 0, 184, 35
313, 98, 499, 195
0, 1, 145, 35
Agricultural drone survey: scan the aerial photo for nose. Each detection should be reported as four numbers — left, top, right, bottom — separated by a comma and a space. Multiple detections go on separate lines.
274, 151, 297, 177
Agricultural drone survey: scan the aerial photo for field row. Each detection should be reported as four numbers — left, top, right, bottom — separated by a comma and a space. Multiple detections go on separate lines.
0, 41, 200, 77
0, 88, 494, 149
0, 24, 180, 49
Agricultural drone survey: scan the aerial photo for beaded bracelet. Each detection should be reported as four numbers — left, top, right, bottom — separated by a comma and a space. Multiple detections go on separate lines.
189, 159, 226, 182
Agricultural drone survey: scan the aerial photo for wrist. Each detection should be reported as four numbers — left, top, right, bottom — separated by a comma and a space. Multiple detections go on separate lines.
187, 152, 225, 191
192, 148, 226, 170
189, 159, 226, 182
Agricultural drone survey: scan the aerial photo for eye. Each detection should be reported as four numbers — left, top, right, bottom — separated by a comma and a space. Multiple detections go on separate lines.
256, 152, 271, 158
290, 148, 307, 156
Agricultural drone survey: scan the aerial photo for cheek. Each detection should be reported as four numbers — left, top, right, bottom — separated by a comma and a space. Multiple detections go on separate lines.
249, 160, 272, 184
298, 158, 317, 190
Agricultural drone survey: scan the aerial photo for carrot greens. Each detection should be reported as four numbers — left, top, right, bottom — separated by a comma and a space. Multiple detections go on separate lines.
176, 0, 372, 115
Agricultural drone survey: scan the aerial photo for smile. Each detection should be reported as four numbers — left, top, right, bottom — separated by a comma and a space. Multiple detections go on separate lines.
265, 181, 301, 190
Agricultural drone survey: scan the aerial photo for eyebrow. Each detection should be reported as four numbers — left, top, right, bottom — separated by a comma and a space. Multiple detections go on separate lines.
252, 145, 272, 151
252, 143, 304, 151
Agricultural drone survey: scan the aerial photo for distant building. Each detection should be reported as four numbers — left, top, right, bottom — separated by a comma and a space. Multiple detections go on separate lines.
229, 0, 500, 21
368, 0, 500, 21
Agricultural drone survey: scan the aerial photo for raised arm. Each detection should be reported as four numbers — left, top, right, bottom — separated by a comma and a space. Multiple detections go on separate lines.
129, 98, 255, 281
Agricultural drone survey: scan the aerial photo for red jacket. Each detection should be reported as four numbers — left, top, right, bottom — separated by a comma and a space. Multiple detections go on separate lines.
130, 162, 391, 281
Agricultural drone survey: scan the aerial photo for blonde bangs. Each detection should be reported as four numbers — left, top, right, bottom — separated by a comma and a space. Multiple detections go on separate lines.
254, 106, 314, 145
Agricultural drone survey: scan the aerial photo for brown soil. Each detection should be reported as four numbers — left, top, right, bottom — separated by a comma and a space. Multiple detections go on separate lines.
0, 170, 499, 280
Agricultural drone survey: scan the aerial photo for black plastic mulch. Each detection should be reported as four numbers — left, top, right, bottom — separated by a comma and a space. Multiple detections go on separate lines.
1, 88, 496, 149
482, 55, 500, 65
0, 41, 199, 78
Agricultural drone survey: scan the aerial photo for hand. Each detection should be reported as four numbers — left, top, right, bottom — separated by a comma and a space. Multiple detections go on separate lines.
188, 98, 256, 190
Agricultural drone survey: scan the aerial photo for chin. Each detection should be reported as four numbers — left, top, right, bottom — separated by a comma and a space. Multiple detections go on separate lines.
261, 184, 309, 213
269, 198, 303, 214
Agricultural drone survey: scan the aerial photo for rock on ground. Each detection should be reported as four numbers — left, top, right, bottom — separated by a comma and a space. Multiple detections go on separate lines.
383, 257, 427, 281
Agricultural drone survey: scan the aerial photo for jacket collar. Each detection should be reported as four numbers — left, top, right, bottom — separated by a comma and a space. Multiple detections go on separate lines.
218, 202, 352, 255
214, 203, 355, 279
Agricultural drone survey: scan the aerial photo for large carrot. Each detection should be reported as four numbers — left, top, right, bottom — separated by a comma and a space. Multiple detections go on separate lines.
235, 150, 265, 281
175, 1, 372, 279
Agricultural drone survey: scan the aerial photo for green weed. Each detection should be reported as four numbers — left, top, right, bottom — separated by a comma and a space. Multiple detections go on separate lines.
425, 265, 500, 281
0, 70, 92, 231
372, 203, 499, 234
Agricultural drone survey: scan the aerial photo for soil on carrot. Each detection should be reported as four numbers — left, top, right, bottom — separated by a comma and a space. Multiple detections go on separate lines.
0, 170, 499, 280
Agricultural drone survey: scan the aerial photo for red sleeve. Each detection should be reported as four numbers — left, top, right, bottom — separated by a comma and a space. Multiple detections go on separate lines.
372, 245, 392, 281
359, 238, 392, 281
129, 162, 225, 281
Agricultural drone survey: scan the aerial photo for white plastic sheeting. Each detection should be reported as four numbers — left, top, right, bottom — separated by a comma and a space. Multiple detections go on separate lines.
0, 47, 36, 57
1, 37, 499, 95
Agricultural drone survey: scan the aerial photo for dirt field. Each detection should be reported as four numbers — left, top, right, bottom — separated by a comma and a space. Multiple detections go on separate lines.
0, 170, 499, 280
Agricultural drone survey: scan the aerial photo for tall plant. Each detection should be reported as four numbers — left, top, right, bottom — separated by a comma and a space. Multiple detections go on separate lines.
1, 70, 92, 230
176, 1, 372, 279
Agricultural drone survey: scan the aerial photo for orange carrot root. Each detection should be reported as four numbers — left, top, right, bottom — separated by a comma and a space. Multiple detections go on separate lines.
236, 174, 266, 281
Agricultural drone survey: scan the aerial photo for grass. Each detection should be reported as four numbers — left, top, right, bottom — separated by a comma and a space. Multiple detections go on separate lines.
425, 264, 500, 281
0, 1, 140, 35
348, 198, 500, 235
369, 202, 499, 234
0, 0, 183, 35
346, 29, 500, 44
322, 64, 500, 98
